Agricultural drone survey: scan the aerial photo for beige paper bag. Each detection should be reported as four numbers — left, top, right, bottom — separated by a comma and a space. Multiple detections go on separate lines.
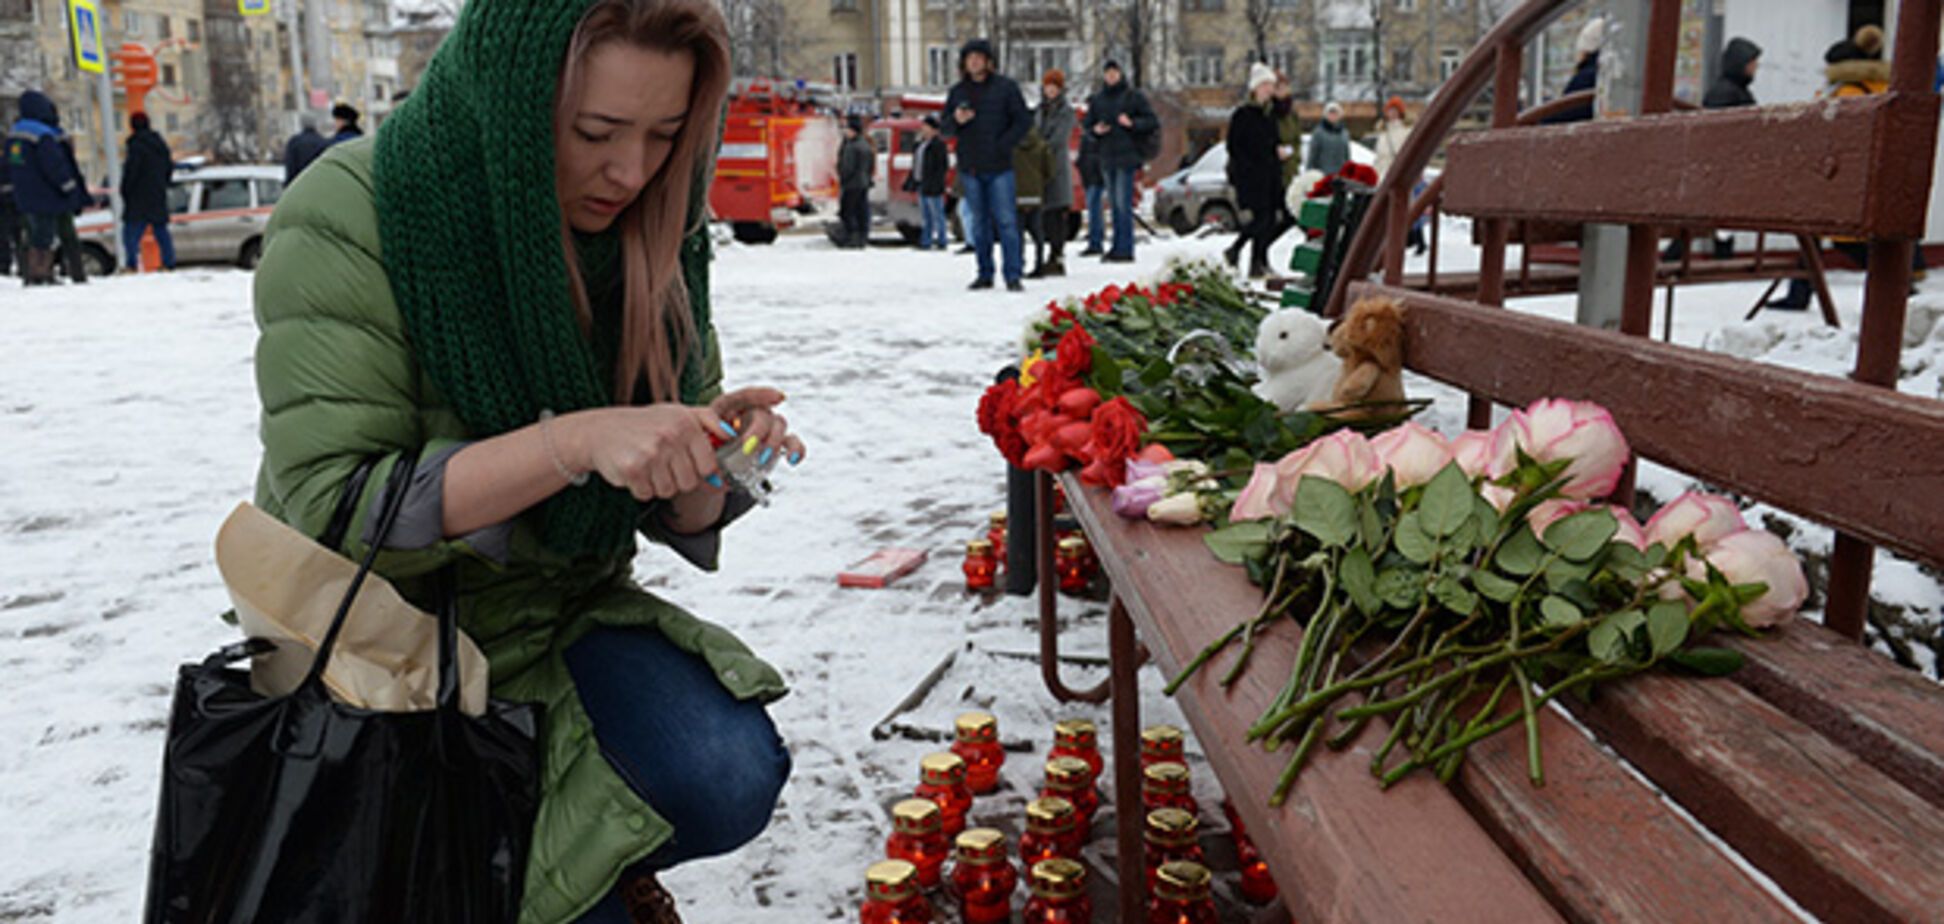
215, 502, 488, 716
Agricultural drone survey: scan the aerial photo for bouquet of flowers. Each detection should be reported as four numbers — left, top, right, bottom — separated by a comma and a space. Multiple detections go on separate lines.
1174, 399, 1809, 803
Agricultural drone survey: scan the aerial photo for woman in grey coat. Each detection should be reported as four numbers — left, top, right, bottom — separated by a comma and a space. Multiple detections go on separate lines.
1031, 68, 1075, 278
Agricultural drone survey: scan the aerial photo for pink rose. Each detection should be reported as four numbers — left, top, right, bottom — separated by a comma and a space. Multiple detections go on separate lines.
1509, 399, 1631, 499
1481, 483, 1516, 513
1230, 463, 1287, 522
1370, 422, 1453, 489
1526, 499, 1590, 538
1450, 426, 1515, 480
1644, 492, 1745, 550
1607, 507, 1649, 550
1272, 430, 1382, 509
1702, 529, 1809, 628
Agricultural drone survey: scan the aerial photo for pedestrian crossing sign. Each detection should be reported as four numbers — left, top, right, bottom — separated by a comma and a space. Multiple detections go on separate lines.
67, 0, 105, 75
239, 0, 270, 14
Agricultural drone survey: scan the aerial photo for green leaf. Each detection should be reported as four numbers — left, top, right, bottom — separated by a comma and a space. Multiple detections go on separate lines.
1589, 609, 1646, 664
1496, 527, 1544, 575
1139, 358, 1173, 387
1647, 601, 1689, 657
1419, 463, 1474, 538
1471, 570, 1521, 604
1667, 647, 1746, 676
1375, 568, 1423, 610
1644, 543, 1670, 569
1606, 543, 1650, 583
1204, 521, 1272, 565
1341, 547, 1380, 616
1543, 557, 1595, 593
1433, 576, 1479, 615
1540, 595, 1583, 630
1293, 476, 1358, 548
1542, 509, 1620, 562
1393, 510, 1436, 564
1089, 347, 1124, 394
1358, 497, 1384, 552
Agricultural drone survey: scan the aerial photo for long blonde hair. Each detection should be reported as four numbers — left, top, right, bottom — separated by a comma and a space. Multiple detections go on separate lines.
555, 0, 730, 404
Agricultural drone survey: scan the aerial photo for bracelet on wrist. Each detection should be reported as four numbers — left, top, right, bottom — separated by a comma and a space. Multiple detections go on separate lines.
539, 409, 590, 487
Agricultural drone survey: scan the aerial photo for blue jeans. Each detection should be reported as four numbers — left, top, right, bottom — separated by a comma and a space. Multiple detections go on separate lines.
920, 195, 948, 249
568, 627, 791, 923
122, 219, 175, 269
963, 169, 1023, 283
957, 195, 978, 245
1084, 184, 1105, 252
1105, 166, 1136, 257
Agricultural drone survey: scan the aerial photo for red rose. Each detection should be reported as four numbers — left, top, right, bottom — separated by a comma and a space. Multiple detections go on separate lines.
1078, 457, 1118, 488
1023, 442, 1071, 473
1047, 303, 1076, 329
1055, 324, 1095, 381
1084, 397, 1149, 486
977, 379, 1018, 437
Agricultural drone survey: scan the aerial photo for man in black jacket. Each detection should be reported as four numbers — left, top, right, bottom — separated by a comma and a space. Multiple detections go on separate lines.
1084, 60, 1157, 262
912, 115, 950, 250
941, 38, 1031, 291
836, 115, 873, 249
1703, 38, 1762, 109
119, 112, 176, 272
284, 115, 329, 185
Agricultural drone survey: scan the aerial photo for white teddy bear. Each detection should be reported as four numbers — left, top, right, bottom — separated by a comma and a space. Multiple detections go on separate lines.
1252, 309, 1341, 412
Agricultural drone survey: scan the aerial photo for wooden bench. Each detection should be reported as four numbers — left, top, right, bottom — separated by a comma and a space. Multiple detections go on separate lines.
1042, 469, 1944, 922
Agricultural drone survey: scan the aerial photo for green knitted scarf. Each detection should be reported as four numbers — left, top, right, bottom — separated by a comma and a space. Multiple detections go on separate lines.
373, 0, 714, 560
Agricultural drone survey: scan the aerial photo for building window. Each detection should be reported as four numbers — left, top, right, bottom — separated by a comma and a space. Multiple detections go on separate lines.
1321, 32, 1376, 89
187, 19, 200, 42
834, 52, 858, 90
1183, 48, 1225, 87
1396, 0, 1417, 9
1011, 44, 1074, 86
1392, 51, 1413, 82
926, 45, 954, 86
122, 11, 141, 35
1439, 47, 1462, 81
1183, 0, 1224, 10
1267, 47, 1299, 79
1269, 0, 1299, 7
164, 112, 178, 131
159, 15, 171, 39
162, 63, 176, 87
831, 0, 858, 10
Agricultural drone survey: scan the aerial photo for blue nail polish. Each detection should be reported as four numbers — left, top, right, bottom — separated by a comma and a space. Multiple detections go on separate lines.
788, 451, 803, 466
718, 421, 738, 438
706, 474, 724, 488
758, 447, 775, 467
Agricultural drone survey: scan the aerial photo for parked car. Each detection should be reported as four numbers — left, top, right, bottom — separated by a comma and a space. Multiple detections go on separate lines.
69, 164, 284, 273
1151, 136, 1378, 235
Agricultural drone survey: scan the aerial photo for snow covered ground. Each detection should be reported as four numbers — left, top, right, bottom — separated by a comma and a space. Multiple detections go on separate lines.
2, 219, 1939, 921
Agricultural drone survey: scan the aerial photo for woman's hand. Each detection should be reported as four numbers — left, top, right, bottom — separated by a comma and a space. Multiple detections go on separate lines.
711, 387, 807, 470
565, 404, 728, 501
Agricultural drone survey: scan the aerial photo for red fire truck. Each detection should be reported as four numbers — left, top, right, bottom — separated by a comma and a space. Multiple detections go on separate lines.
708, 79, 841, 244
871, 93, 1090, 245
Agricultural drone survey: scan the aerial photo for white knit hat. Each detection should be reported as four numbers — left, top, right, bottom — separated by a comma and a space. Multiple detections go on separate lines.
1576, 17, 1607, 57
1248, 61, 1277, 93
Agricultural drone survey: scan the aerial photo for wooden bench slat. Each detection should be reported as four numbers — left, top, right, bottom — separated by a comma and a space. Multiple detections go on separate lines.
1358, 282, 1944, 568
1065, 478, 1802, 923
1061, 477, 1563, 923
1722, 622, 1944, 811
1567, 661, 1944, 924
1441, 95, 1939, 238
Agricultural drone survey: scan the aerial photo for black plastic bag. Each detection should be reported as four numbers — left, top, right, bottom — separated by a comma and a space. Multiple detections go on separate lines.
144, 452, 543, 923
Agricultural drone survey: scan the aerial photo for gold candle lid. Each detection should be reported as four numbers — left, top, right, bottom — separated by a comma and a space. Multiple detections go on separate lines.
954, 827, 1007, 864
891, 798, 941, 836
967, 538, 995, 556
1145, 807, 1198, 846
865, 859, 920, 901
1028, 857, 1088, 898
1141, 724, 1184, 749
1053, 718, 1098, 748
1045, 755, 1092, 787
989, 510, 1008, 527
1154, 860, 1213, 901
1143, 761, 1191, 793
955, 711, 998, 743
1025, 796, 1077, 832
1056, 536, 1090, 555
921, 751, 967, 785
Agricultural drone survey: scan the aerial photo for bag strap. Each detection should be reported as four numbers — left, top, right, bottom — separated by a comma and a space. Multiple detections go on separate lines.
299, 449, 422, 693
319, 456, 379, 552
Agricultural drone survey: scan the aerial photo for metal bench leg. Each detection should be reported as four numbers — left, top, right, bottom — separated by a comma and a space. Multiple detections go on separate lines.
1037, 473, 1110, 704
1109, 595, 1143, 923
1796, 234, 1841, 329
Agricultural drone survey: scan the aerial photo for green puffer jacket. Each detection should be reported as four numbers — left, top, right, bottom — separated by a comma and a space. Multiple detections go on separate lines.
251, 137, 788, 924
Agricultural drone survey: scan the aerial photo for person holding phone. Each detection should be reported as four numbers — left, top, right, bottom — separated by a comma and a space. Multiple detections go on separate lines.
940, 38, 1031, 291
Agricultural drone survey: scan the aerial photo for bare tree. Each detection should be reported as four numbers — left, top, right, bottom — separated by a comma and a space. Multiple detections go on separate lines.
719, 0, 798, 78
201, 3, 260, 162
1092, 0, 1172, 90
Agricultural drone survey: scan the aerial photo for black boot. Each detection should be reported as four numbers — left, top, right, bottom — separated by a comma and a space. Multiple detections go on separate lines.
1041, 258, 1065, 277
1764, 279, 1811, 311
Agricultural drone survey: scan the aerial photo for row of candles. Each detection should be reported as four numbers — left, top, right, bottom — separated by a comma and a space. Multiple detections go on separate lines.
861, 714, 1278, 923
963, 511, 1101, 594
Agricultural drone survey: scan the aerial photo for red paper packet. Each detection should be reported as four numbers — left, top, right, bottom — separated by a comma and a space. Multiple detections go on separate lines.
837, 548, 928, 588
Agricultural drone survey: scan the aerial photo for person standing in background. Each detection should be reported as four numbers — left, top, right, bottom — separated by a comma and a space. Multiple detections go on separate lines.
1084, 59, 1157, 264
1032, 68, 1075, 278
330, 103, 364, 144
912, 115, 949, 251
1076, 111, 1105, 257
284, 115, 330, 184
1013, 125, 1051, 276
0, 106, 18, 279
1372, 96, 1426, 256
836, 114, 873, 249
6, 91, 92, 286
941, 38, 1031, 291
1305, 101, 1350, 178
1668, 37, 1762, 261
1225, 62, 1284, 279
119, 111, 176, 272
1545, 17, 1605, 125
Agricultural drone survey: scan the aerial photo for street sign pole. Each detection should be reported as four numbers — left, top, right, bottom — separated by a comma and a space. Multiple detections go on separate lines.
96, 62, 121, 269
68, 0, 121, 269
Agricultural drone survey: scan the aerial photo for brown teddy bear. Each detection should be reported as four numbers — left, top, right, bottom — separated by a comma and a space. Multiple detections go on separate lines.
1313, 295, 1407, 418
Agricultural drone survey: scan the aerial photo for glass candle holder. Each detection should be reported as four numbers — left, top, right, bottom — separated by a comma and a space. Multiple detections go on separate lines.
884, 798, 948, 889
861, 859, 935, 924
963, 539, 998, 591
950, 711, 1004, 795
949, 827, 1018, 924
915, 752, 972, 838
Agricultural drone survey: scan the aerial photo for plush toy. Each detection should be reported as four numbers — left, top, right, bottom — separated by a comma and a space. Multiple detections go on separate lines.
1252, 310, 1341, 412
1317, 296, 1407, 418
